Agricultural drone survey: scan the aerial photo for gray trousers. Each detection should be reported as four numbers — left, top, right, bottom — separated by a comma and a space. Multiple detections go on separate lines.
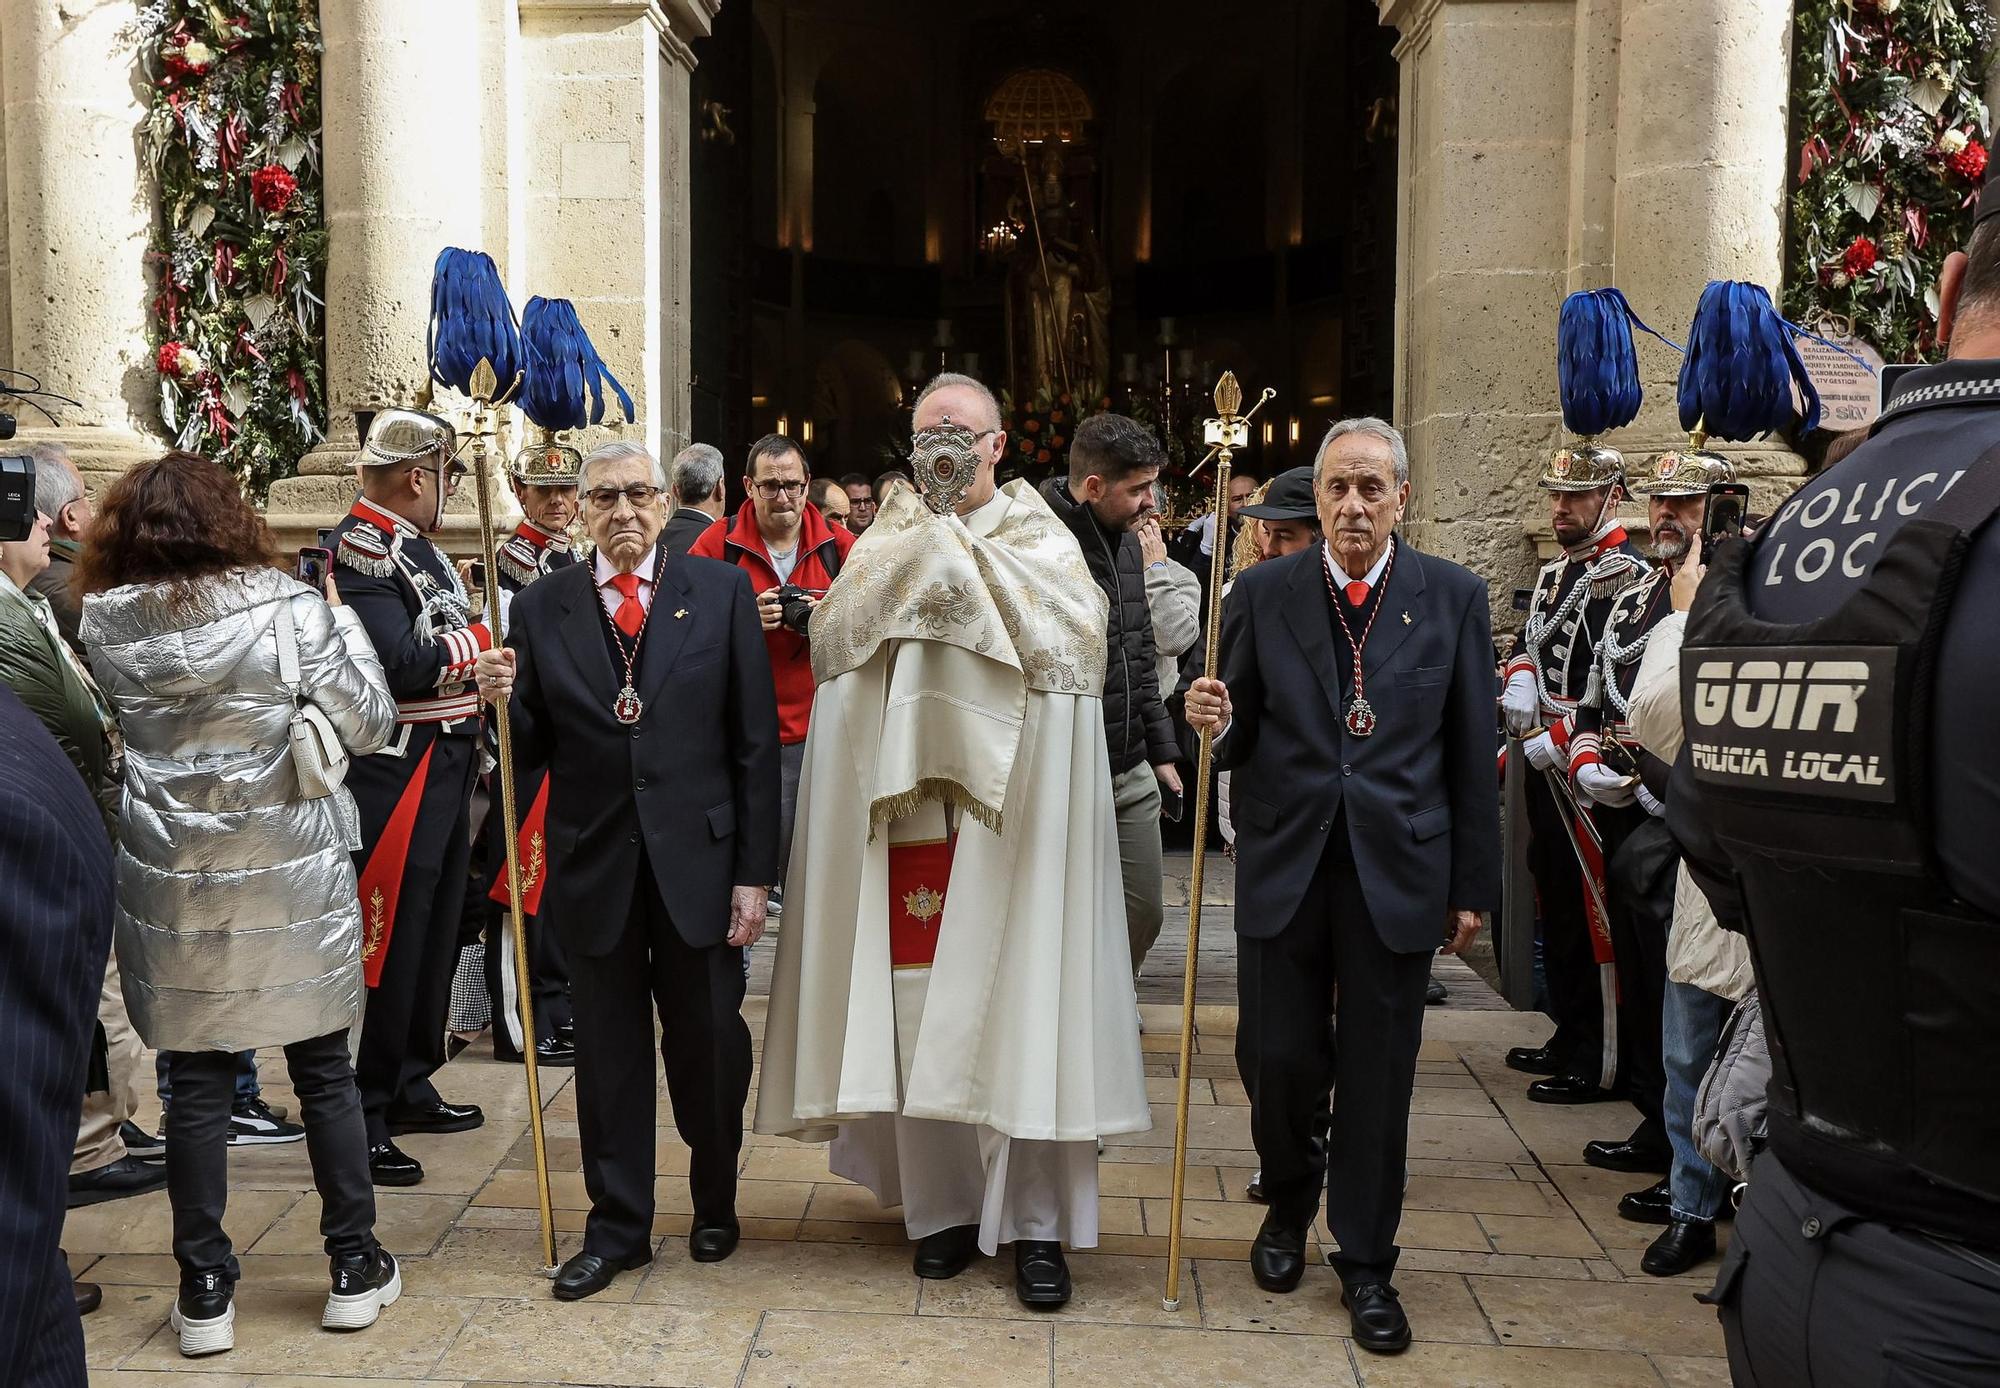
1112, 763, 1165, 975
777, 740, 806, 891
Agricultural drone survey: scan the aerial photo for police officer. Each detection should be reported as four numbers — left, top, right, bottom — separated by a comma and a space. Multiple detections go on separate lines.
1567, 448, 1737, 1253
478, 439, 581, 1066
334, 408, 491, 1187
1675, 189, 2000, 1377
1499, 445, 1649, 1103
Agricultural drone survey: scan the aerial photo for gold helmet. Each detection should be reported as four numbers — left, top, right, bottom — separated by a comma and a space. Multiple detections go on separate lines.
1540, 439, 1627, 493
1635, 441, 1737, 497
358, 407, 460, 468
509, 437, 583, 488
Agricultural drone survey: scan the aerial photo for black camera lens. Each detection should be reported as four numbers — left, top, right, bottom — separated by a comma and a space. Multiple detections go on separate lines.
0, 411, 16, 441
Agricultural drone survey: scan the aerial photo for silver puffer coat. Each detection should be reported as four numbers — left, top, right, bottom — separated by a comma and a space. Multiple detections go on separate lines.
81, 567, 397, 1052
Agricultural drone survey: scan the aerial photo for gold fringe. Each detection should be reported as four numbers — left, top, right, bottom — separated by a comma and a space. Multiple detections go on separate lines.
868, 778, 1003, 842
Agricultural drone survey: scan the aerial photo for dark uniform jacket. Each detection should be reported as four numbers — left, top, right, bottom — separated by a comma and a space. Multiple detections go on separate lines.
1040, 480, 1178, 776
1502, 524, 1649, 757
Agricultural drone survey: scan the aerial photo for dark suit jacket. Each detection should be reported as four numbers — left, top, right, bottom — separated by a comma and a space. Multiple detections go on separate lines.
0, 684, 111, 1386
507, 541, 781, 954
1215, 539, 1502, 953
661, 507, 718, 556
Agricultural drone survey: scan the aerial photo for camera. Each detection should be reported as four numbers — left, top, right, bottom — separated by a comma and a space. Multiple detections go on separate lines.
776, 583, 818, 636
0, 411, 15, 441
0, 453, 35, 543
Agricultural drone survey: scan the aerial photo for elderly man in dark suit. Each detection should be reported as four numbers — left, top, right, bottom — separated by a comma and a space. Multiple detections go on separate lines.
476, 441, 779, 1303
0, 683, 114, 1386
1186, 416, 1501, 1353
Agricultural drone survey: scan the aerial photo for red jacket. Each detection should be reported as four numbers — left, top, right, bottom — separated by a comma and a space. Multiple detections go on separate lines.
689, 500, 855, 745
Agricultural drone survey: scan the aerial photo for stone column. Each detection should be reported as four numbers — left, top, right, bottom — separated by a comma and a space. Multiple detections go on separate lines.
661, 0, 719, 454
1377, 0, 1580, 606
265, 0, 489, 547
1609, 0, 1803, 508
0, 0, 161, 483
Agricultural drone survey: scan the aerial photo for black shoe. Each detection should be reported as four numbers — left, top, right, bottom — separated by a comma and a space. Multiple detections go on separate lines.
551, 1249, 650, 1301
1583, 1138, 1672, 1174
171, 1270, 235, 1357
1641, 1218, 1717, 1277
1250, 1216, 1308, 1293
324, 1248, 401, 1329
120, 1120, 166, 1162
228, 1095, 306, 1146
1504, 1043, 1563, 1075
1245, 1170, 1267, 1203
1341, 1280, 1412, 1354
74, 1279, 102, 1316
1426, 975, 1448, 1005
1616, 1177, 1673, 1225
555, 1019, 576, 1044
1013, 1240, 1071, 1309
385, 1099, 484, 1135
368, 1140, 424, 1187
494, 1034, 577, 1067
689, 1219, 740, 1263
67, 1154, 169, 1208
913, 1224, 981, 1280
1527, 1075, 1615, 1105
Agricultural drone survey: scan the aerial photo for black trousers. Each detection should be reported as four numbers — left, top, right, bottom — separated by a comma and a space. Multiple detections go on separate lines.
1605, 816, 1678, 1147
165, 1031, 377, 1280
1525, 776, 1638, 1086
569, 866, 751, 1261
475, 773, 573, 1051
349, 732, 478, 1144
1237, 824, 1431, 1285
1713, 1153, 2000, 1386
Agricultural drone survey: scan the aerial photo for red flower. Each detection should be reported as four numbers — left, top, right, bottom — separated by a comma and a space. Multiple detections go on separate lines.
1843, 236, 1879, 277
250, 164, 298, 215
157, 342, 184, 376
1023, 417, 1041, 433
1035, 448, 1051, 464
1950, 140, 1989, 182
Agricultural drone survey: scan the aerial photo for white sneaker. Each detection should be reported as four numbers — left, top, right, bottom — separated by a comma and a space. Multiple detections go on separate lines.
170, 1272, 235, 1357
323, 1249, 401, 1331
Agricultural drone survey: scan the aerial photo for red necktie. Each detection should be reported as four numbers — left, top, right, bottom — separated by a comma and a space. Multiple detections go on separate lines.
1345, 580, 1370, 607
609, 572, 645, 637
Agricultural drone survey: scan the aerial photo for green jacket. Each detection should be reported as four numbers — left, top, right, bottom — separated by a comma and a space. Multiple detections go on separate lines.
0, 575, 116, 830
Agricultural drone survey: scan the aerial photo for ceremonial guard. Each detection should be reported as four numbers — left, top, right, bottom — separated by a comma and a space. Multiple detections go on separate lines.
478, 439, 583, 1067
1500, 290, 1658, 1105
334, 406, 492, 1186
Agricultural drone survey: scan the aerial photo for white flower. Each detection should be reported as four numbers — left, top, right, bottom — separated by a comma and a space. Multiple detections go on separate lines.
1878, 0, 1901, 14
1831, 271, 1852, 289
1941, 128, 1970, 155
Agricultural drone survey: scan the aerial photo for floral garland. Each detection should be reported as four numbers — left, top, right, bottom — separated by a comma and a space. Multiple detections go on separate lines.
135, 1, 327, 494
1786, 0, 1995, 363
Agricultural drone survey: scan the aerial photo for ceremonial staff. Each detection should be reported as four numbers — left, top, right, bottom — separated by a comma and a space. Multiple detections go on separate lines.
1162, 371, 1275, 1312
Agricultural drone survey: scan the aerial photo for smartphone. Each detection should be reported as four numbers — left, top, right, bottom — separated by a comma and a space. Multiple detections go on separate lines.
315, 527, 336, 549
1702, 484, 1751, 549
1510, 587, 1532, 613
296, 545, 333, 589
1159, 783, 1185, 824
467, 559, 486, 590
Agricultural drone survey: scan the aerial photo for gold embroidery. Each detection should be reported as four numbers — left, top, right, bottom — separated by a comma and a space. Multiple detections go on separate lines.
903, 884, 945, 924
521, 830, 545, 894
363, 888, 388, 961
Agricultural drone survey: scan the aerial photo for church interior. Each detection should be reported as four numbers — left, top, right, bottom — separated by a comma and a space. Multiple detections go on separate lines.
687, 0, 1401, 507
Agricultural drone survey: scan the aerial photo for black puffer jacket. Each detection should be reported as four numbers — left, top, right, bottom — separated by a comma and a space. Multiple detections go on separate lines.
1040, 479, 1180, 775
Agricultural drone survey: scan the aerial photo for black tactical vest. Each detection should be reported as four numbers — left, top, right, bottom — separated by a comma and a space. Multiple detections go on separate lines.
1680, 450, 2000, 1250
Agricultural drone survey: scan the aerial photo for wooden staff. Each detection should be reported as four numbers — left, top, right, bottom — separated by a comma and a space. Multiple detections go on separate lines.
1162, 373, 1274, 1311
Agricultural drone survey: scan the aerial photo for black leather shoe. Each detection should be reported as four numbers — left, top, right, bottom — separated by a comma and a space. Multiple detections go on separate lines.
74, 1279, 102, 1316
551, 1249, 651, 1301
385, 1099, 484, 1135
689, 1220, 740, 1263
1250, 1217, 1308, 1293
1341, 1281, 1412, 1354
1426, 975, 1448, 1005
67, 1154, 169, 1207
1616, 1177, 1673, 1225
1527, 1075, 1615, 1105
368, 1140, 424, 1187
1641, 1218, 1717, 1277
1013, 1240, 1071, 1309
1504, 1043, 1562, 1075
1583, 1137, 1672, 1174
913, 1224, 981, 1280
1245, 1170, 1267, 1203
495, 1034, 577, 1067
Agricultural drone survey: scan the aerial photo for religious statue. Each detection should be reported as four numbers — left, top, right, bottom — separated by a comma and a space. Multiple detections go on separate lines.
1002, 144, 1110, 405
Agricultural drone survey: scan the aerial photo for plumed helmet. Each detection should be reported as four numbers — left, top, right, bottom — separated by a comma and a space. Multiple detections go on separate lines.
509, 438, 583, 487
1634, 444, 1737, 498
358, 407, 460, 469
1539, 440, 1626, 493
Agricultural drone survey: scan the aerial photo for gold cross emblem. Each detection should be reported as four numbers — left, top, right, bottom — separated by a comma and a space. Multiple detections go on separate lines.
1402, 611, 1412, 625
674, 608, 689, 619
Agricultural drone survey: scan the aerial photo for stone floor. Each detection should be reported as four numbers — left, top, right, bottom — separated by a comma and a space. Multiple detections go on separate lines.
73, 855, 1731, 1387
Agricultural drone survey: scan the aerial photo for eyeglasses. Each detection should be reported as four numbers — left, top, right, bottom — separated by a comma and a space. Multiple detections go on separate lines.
754, 479, 807, 498
585, 484, 664, 511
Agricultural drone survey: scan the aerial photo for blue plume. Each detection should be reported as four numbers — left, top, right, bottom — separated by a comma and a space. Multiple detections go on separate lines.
427, 248, 522, 398
519, 297, 635, 433
1676, 280, 1823, 441
1557, 288, 1681, 437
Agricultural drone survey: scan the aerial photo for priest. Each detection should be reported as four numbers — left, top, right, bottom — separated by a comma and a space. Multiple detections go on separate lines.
755, 372, 1151, 1312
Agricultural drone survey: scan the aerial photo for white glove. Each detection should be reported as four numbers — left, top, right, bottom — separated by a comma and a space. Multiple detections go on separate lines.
1501, 669, 1539, 736
1576, 762, 1638, 809
1523, 730, 1560, 772
1635, 784, 1665, 818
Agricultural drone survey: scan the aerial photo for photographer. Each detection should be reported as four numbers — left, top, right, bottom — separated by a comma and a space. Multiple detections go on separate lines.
689, 434, 855, 911
77, 453, 402, 1355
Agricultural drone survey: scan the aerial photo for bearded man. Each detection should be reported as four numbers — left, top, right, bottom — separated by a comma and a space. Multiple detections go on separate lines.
754, 372, 1149, 1312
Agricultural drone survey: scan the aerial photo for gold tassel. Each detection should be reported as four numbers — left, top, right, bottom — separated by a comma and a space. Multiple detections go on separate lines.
868, 778, 1004, 842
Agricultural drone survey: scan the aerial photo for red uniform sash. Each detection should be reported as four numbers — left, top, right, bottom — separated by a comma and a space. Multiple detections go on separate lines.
887, 833, 957, 969
487, 772, 551, 916
357, 745, 434, 987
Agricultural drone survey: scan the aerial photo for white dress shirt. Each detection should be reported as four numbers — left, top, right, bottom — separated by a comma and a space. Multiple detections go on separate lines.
595, 550, 656, 624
